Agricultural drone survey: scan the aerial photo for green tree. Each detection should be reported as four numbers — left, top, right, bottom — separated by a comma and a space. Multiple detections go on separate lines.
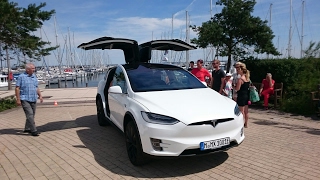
0, 0, 56, 60
304, 41, 320, 58
0, 0, 56, 89
190, 0, 279, 72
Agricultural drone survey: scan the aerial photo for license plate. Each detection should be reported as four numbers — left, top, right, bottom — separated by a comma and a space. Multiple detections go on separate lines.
200, 137, 230, 150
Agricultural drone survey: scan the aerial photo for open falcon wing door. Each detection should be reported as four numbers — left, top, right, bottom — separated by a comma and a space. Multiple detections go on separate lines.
139, 39, 197, 63
78, 37, 140, 64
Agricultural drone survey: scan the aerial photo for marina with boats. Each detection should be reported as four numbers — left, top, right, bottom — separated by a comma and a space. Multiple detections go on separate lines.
0, 65, 110, 90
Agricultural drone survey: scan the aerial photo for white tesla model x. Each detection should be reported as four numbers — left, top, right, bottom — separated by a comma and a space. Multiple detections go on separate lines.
78, 37, 245, 166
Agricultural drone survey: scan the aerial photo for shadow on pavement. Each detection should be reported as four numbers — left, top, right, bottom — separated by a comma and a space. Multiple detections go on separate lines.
253, 119, 320, 136
254, 121, 279, 126
74, 115, 229, 178
0, 129, 32, 136
0, 114, 229, 177
250, 104, 320, 121
306, 129, 320, 135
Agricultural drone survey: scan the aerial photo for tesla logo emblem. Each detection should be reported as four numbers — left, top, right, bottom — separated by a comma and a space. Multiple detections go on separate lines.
211, 120, 218, 127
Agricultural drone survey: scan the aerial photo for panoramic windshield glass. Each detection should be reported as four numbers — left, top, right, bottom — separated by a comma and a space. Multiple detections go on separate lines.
125, 63, 206, 92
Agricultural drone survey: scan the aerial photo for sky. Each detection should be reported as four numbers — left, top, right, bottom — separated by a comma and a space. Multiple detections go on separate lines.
8, 0, 320, 67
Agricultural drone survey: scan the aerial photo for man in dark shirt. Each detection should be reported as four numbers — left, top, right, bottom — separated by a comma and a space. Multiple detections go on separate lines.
210, 59, 226, 93
187, 61, 194, 71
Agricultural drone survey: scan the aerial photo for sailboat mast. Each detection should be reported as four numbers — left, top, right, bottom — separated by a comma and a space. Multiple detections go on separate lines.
269, 3, 272, 27
185, 11, 190, 65
268, 3, 272, 59
54, 16, 60, 66
171, 14, 173, 62
301, 0, 305, 58
288, 0, 292, 58
210, 0, 213, 18
68, 27, 72, 68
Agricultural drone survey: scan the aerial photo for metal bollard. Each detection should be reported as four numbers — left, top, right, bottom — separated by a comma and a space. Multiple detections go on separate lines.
47, 80, 50, 88
58, 79, 61, 88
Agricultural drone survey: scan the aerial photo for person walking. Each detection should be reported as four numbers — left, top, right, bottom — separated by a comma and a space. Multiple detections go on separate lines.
234, 63, 250, 128
15, 63, 43, 136
191, 59, 212, 86
259, 73, 275, 110
210, 59, 226, 93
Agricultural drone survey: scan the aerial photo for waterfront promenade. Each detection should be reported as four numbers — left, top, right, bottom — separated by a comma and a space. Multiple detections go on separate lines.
0, 88, 320, 179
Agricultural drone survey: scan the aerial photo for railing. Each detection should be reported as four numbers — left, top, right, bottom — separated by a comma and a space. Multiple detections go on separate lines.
46, 73, 101, 89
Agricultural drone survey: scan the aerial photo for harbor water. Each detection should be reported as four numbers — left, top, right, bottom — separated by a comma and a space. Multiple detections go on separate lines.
45, 72, 105, 89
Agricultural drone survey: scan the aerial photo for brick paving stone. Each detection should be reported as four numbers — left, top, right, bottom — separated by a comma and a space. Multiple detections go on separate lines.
35, 176, 48, 180
1, 88, 320, 180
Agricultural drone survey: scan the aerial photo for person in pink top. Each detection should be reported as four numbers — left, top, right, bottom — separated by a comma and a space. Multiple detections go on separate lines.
191, 59, 212, 86
259, 73, 275, 110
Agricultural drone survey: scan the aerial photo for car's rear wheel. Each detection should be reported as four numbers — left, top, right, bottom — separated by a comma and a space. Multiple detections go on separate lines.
96, 97, 110, 126
125, 121, 149, 166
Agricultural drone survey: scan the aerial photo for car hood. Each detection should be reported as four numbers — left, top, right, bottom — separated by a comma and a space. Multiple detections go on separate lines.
132, 88, 236, 125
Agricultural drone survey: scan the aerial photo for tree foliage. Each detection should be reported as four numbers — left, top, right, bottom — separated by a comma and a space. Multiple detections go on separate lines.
0, 0, 57, 61
304, 41, 320, 58
190, 0, 279, 72
243, 58, 320, 115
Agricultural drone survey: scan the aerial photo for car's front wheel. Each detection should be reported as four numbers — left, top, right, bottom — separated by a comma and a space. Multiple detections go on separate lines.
96, 97, 110, 126
125, 121, 149, 166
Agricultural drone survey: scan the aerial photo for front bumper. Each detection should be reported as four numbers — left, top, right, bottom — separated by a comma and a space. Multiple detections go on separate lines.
138, 115, 245, 156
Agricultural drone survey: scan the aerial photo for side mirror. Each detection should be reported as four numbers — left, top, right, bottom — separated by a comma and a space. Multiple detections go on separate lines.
109, 86, 122, 94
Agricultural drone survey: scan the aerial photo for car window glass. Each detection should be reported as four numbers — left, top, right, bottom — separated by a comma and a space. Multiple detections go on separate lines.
112, 67, 127, 93
125, 64, 206, 92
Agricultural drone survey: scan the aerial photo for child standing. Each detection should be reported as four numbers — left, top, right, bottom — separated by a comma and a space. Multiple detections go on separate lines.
222, 73, 233, 99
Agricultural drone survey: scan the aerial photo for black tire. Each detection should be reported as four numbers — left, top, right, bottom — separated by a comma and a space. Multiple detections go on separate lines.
96, 97, 110, 126
125, 121, 149, 166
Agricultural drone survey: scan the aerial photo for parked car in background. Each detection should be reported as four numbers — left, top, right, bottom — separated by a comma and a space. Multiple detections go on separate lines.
78, 37, 245, 166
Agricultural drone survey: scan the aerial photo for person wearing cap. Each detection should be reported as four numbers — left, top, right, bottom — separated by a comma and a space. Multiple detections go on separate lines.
210, 59, 226, 93
191, 59, 212, 86
259, 73, 275, 110
187, 61, 194, 71
232, 62, 244, 101
222, 73, 233, 99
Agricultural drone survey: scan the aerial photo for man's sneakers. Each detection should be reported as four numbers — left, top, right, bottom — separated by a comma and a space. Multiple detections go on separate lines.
23, 130, 40, 136
31, 131, 40, 136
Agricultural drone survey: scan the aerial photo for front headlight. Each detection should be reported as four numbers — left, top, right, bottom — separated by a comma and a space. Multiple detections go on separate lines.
141, 112, 180, 125
234, 104, 241, 116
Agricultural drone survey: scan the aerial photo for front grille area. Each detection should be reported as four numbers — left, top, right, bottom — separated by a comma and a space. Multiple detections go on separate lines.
188, 118, 234, 127
179, 141, 238, 156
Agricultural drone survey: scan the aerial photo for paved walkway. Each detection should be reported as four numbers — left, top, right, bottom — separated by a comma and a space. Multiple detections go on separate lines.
1, 88, 320, 179
0, 88, 96, 103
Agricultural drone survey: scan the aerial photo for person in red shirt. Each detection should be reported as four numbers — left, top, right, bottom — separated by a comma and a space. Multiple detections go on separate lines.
191, 59, 212, 86
9, 71, 13, 81
259, 73, 275, 109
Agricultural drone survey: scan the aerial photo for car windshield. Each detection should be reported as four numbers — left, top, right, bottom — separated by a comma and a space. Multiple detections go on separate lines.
124, 63, 206, 92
